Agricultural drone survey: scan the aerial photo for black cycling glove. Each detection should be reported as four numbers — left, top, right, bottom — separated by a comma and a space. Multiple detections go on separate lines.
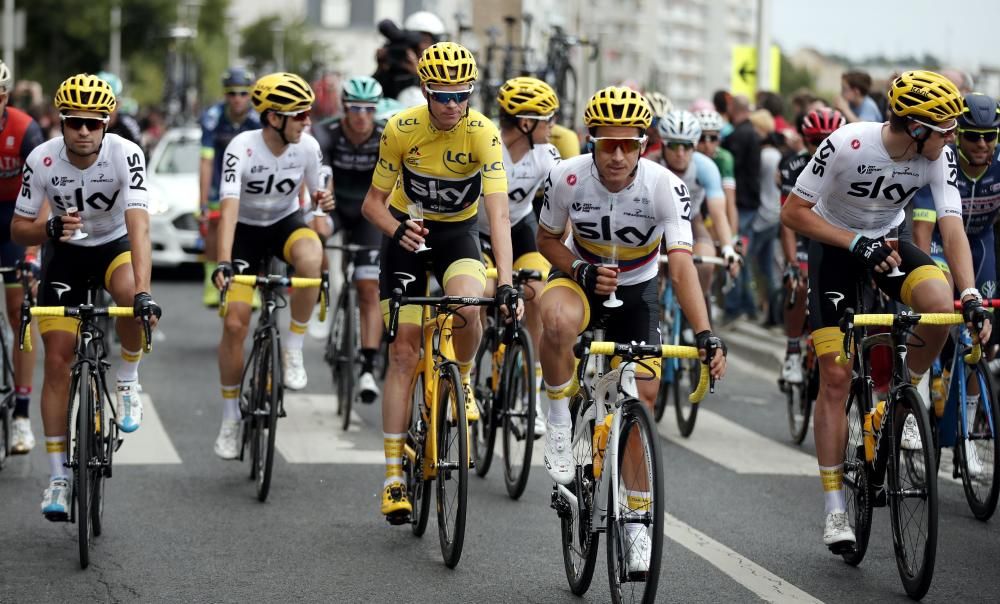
573, 262, 599, 295
133, 292, 163, 320
962, 297, 991, 333
495, 284, 519, 316
695, 330, 727, 361
212, 261, 234, 287
850, 235, 893, 271
45, 216, 66, 241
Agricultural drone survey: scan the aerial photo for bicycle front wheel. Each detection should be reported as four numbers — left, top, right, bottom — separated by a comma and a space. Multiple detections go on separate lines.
559, 391, 600, 595
73, 363, 94, 569
786, 352, 815, 445
90, 372, 110, 538
334, 288, 356, 430
501, 331, 535, 499
955, 360, 1000, 521
471, 324, 498, 477
255, 334, 282, 502
436, 363, 468, 568
841, 390, 872, 566
405, 371, 432, 537
888, 386, 938, 600
607, 400, 664, 604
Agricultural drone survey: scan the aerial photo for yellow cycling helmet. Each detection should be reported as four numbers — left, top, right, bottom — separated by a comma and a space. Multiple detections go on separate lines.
417, 42, 478, 86
888, 70, 964, 123
497, 77, 559, 116
54, 74, 116, 114
252, 72, 315, 113
584, 86, 652, 129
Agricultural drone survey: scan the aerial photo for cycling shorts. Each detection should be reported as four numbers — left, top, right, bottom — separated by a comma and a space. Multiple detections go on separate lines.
230, 212, 321, 305
38, 236, 132, 335
379, 208, 486, 327
808, 239, 947, 357
331, 205, 381, 282
542, 271, 661, 377
479, 212, 549, 279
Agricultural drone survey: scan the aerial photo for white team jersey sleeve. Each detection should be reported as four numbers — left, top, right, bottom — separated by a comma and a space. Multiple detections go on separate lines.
15, 143, 50, 219
218, 131, 249, 202
538, 159, 569, 235
790, 129, 844, 205
657, 170, 694, 253
118, 138, 149, 212
928, 146, 963, 221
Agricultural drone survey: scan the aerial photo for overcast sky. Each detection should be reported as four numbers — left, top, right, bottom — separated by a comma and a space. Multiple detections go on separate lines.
771, 0, 998, 70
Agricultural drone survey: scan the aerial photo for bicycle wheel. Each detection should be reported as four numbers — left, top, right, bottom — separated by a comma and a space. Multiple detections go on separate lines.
255, 334, 282, 502
0, 394, 10, 469
673, 356, 701, 437
607, 400, 664, 604
245, 344, 262, 481
334, 289, 356, 430
841, 390, 872, 566
955, 361, 1000, 521
787, 351, 814, 445
74, 362, 94, 569
471, 324, 498, 477
888, 386, 938, 600
90, 372, 110, 538
502, 330, 535, 499
405, 371, 433, 537
436, 363, 468, 568
560, 64, 578, 127
653, 297, 676, 424
558, 391, 600, 595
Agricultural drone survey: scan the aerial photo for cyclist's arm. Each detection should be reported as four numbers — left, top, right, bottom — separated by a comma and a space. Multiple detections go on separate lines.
215, 141, 245, 263
779, 224, 798, 264
199, 111, 216, 207
216, 197, 238, 263
484, 191, 513, 287
930, 147, 975, 291
121, 142, 152, 292
780, 194, 854, 248
696, 154, 733, 248
12, 153, 49, 246
940, 216, 977, 293
668, 251, 710, 333
536, 169, 576, 275
536, 226, 578, 276
911, 186, 936, 253
659, 173, 710, 332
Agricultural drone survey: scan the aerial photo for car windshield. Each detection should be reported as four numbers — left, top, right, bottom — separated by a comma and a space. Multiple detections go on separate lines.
154, 136, 200, 175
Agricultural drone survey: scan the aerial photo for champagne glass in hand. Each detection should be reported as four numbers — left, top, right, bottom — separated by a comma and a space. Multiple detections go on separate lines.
312, 166, 333, 217
66, 205, 87, 241
601, 247, 622, 309
406, 202, 430, 253
885, 226, 904, 277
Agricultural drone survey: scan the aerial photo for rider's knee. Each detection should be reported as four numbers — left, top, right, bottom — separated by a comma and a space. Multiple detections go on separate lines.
222, 312, 250, 341
389, 337, 420, 372
454, 305, 480, 330
541, 303, 580, 344
356, 280, 379, 303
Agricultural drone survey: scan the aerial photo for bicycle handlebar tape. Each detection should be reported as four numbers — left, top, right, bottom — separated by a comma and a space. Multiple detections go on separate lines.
289, 277, 323, 288
21, 322, 31, 353
232, 275, 259, 286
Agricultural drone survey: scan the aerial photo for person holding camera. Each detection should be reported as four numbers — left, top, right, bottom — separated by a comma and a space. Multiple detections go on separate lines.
374, 11, 446, 100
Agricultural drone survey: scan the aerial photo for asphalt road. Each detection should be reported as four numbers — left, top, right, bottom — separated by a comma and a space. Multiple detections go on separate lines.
1, 277, 998, 603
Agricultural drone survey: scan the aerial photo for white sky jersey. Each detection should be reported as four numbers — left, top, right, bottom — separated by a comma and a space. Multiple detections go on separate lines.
219, 130, 322, 226
477, 142, 560, 235
792, 121, 961, 238
539, 155, 693, 286
16, 134, 148, 247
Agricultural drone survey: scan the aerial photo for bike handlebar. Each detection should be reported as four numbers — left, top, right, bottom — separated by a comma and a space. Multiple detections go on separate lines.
386, 288, 497, 343
836, 310, 980, 366
577, 341, 711, 403
218, 273, 329, 320
21, 305, 153, 354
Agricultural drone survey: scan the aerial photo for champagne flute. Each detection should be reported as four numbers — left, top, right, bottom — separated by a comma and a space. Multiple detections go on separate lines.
312, 166, 333, 217
602, 244, 623, 309
406, 202, 431, 253
66, 205, 87, 241
885, 226, 904, 277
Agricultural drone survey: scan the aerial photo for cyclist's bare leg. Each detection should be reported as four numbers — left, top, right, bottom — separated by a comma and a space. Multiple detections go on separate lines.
6, 286, 34, 400
107, 262, 142, 354
538, 286, 585, 389
219, 302, 252, 386
814, 353, 852, 468
443, 274, 485, 365
523, 279, 544, 360
39, 331, 75, 442
357, 279, 383, 350
383, 324, 421, 434
905, 277, 953, 375
287, 237, 323, 324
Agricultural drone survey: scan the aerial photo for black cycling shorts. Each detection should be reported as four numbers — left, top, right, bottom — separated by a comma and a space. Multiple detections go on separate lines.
331, 206, 381, 281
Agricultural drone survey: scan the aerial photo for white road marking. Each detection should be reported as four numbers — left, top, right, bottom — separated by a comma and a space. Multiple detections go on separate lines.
665, 512, 824, 603
116, 394, 182, 464
277, 393, 382, 463
659, 409, 817, 476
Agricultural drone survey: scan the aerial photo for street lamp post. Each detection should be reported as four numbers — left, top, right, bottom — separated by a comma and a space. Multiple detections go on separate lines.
110, 0, 121, 77
271, 21, 285, 72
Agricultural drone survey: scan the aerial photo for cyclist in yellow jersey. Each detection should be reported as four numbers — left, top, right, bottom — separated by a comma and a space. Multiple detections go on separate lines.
361, 42, 520, 522
549, 121, 580, 160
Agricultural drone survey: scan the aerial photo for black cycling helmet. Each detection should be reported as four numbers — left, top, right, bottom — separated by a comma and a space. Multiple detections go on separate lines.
958, 92, 1000, 129
222, 67, 254, 89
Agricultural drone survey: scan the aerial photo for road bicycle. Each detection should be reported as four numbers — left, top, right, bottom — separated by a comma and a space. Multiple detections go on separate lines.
386, 287, 496, 568
478, 14, 535, 119
654, 255, 725, 435
20, 285, 154, 569
471, 267, 540, 499
551, 316, 713, 603
219, 272, 327, 502
836, 307, 965, 599
536, 24, 599, 127
0, 263, 32, 470
777, 266, 818, 445
324, 242, 380, 430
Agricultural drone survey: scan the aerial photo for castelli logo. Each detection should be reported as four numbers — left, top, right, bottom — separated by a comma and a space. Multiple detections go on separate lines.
43, 157, 52, 166
567, 174, 577, 186
851, 139, 861, 150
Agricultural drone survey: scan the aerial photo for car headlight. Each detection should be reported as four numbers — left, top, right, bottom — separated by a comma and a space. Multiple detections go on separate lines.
148, 188, 170, 216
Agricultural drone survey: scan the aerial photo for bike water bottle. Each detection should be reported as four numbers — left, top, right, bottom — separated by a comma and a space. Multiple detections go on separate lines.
863, 411, 875, 462
872, 400, 886, 431
592, 414, 613, 478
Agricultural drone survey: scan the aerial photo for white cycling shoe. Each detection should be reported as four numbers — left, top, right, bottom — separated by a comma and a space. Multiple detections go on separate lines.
214, 419, 241, 460
543, 421, 574, 485
358, 371, 380, 404
11, 417, 35, 454
116, 380, 143, 433
964, 440, 984, 477
41, 477, 70, 521
900, 414, 922, 451
823, 511, 856, 550
782, 353, 803, 384
533, 403, 546, 439
626, 526, 652, 576
283, 348, 308, 391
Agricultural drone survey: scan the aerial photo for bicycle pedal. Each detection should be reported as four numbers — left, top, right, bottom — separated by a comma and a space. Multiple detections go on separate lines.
385, 510, 410, 526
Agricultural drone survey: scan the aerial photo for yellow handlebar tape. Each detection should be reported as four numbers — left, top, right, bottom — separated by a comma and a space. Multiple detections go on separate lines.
30, 306, 135, 318
586, 341, 710, 403
836, 312, 973, 365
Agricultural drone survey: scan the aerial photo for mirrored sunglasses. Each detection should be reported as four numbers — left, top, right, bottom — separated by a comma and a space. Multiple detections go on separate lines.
592, 137, 646, 154
425, 86, 474, 105
60, 114, 110, 131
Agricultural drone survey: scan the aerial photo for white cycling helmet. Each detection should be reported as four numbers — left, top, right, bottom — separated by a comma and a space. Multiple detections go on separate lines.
405, 11, 446, 37
644, 91, 673, 119
693, 109, 725, 133
657, 110, 702, 144
0, 60, 11, 94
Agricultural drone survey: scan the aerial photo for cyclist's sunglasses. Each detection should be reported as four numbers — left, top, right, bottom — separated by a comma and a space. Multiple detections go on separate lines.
425, 86, 474, 105
664, 141, 695, 151
699, 134, 720, 143
915, 119, 957, 136
592, 137, 647, 154
225, 89, 250, 97
276, 109, 312, 122
60, 114, 110, 131
960, 128, 999, 143
345, 103, 377, 113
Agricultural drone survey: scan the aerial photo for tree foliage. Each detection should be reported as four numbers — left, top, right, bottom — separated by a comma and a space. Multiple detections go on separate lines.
240, 16, 327, 79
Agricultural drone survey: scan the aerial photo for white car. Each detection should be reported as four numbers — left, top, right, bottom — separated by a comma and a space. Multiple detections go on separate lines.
148, 126, 202, 267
